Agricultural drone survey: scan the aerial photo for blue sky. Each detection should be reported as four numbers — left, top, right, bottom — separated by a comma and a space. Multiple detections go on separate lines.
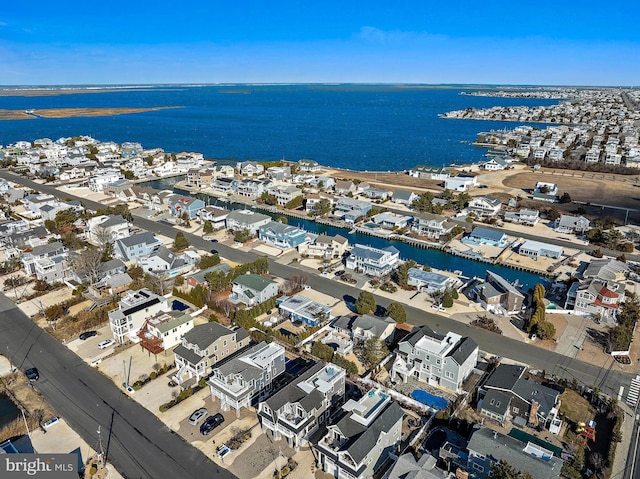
1, 1, 639, 86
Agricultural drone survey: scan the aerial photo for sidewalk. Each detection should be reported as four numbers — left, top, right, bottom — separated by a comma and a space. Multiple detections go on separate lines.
611, 401, 635, 479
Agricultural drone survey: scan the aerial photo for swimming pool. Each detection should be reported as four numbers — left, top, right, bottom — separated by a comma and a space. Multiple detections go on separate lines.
411, 390, 448, 410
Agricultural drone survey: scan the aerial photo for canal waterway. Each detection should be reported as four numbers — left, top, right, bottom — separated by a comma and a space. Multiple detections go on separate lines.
143, 176, 549, 290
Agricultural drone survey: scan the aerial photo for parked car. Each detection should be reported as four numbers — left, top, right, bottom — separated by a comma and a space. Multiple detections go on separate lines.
25, 367, 39, 382
79, 330, 98, 340
188, 407, 208, 426
292, 320, 304, 327
97, 339, 115, 350
335, 270, 345, 276
200, 413, 224, 435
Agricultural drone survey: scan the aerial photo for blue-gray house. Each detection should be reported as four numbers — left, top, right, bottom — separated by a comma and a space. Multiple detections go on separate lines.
114, 231, 162, 261
258, 221, 308, 249
463, 227, 508, 247
168, 195, 205, 219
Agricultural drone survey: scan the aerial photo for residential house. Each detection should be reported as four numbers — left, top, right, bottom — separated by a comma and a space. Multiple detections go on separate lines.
478, 364, 562, 430
391, 189, 418, 206
266, 166, 292, 181
88, 168, 124, 191
271, 185, 302, 206
211, 164, 236, 179
532, 182, 559, 202
315, 390, 404, 479
86, 215, 130, 244
504, 209, 539, 226
236, 161, 264, 177
167, 195, 205, 219
476, 271, 525, 315
463, 227, 508, 247
411, 213, 456, 240
465, 427, 563, 479
310, 176, 336, 190
467, 196, 502, 217
331, 314, 396, 344
137, 311, 195, 356
334, 180, 356, 196
69, 257, 126, 284
137, 245, 196, 276
108, 288, 169, 343
211, 177, 237, 194
225, 209, 271, 235
172, 323, 250, 386
566, 278, 624, 323
298, 159, 321, 172
207, 342, 286, 415
21, 241, 69, 283
555, 214, 590, 234
518, 240, 563, 260
186, 168, 214, 188
114, 232, 162, 262
277, 294, 333, 326
444, 175, 477, 191
82, 272, 133, 308
334, 198, 372, 223
259, 221, 308, 249
482, 157, 508, 170
371, 212, 411, 230
362, 187, 392, 200
391, 325, 478, 393
298, 234, 348, 259
229, 273, 279, 306
345, 243, 400, 277
185, 263, 231, 289
409, 165, 449, 180
236, 178, 268, 199
198, 206, 228, 230
407, 268, 457, 294
22, 194, 57, 215
258, 361, 346, 449
305, 192, 335, 214
583, 258, 628, 282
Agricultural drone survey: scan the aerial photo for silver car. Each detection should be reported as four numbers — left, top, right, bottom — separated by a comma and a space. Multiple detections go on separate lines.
188, 407, 208, 426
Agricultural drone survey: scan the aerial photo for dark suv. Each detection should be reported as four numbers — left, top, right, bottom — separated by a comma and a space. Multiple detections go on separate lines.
200, 413, 224, 435
25, 367, 39, 382
79, 330, 98, 340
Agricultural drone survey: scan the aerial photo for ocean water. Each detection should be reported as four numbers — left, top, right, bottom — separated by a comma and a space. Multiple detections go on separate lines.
0, 85, 558, 170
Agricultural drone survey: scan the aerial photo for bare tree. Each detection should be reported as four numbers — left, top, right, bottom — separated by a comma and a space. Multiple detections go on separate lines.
588, 452, 604, 473
71, 247, 104, 284
284, 271, 309, 293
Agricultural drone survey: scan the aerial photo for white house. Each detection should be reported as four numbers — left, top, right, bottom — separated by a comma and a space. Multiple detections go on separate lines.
346, 243, 400, 277
444, 175, 477, 191
108, 288, 169, 343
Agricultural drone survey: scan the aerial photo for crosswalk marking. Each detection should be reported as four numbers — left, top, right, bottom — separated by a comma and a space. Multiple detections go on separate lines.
627, 375, 640, 406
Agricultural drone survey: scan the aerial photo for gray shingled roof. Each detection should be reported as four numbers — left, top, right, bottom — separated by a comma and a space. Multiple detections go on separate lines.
469, 227, 506, 242
403, 325, 445, 346
447, 336, 478, 366
483, 364, 526, 390
181, 323, 244, 350
352, 314, 396, 338
31, 241, 64, 256
467, 427, 563, 479
338, 401, 404, 464
100, 215, 127, 228
481, 389, 511, 416
173, 344, 203, 365
216, 342, 266, 382
117, 231, 158, 248
486, 271, 525, 298
265, 361, 324, 412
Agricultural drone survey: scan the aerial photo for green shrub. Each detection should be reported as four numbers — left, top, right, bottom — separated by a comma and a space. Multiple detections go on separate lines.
149, 371, 157, 380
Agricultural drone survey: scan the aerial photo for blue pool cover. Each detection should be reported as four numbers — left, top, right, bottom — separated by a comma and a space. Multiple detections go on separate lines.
411, 390, 448, 410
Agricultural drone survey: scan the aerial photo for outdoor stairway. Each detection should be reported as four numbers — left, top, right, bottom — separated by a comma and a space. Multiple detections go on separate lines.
626, 375, 640, 406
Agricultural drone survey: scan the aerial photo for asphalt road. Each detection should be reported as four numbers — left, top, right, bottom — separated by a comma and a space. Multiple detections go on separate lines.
0, 294, 235, 479
2, 170, 634, 397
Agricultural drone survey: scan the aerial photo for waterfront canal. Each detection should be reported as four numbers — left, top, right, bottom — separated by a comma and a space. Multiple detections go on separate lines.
142, 176, 549, 290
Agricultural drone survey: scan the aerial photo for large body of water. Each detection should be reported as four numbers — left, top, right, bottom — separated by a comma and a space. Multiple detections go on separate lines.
145, 175, 549, 291
0, 85, 558, 171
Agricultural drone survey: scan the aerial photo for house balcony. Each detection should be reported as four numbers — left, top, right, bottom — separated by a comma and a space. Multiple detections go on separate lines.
138, 331, 165, 355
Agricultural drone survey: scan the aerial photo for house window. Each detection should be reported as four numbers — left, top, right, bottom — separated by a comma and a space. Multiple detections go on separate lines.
223, 340, 227, 347
472, 463, 484, 472
513, 407, 519, 414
